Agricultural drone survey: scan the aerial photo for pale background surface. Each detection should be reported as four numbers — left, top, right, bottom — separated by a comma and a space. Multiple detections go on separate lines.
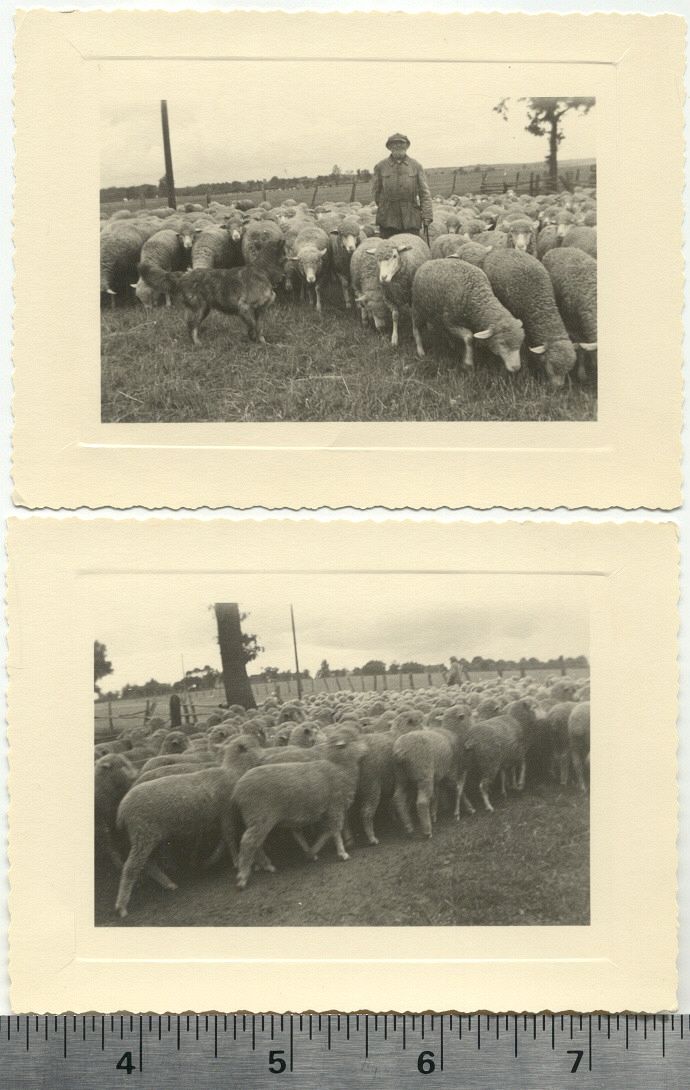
1, 0, 688, 1013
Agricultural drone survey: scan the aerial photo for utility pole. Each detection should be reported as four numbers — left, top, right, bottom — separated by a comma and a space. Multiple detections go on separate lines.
160, 100, 177, 209
290, 604, 302, 699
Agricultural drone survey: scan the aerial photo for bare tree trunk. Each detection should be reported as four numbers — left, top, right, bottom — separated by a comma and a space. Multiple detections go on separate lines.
214, 603, 257, 709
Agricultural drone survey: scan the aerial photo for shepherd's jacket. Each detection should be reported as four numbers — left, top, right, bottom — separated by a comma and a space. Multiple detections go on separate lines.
372, 155, 434, 231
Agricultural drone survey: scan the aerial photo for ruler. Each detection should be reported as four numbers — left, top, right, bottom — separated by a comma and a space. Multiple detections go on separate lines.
0, 1013, 687, 1088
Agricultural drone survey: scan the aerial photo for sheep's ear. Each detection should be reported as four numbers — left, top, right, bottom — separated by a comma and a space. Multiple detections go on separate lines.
529, 344, 546, 355
473, 327, 492, 340
106, 288, 116, 295
329, 229, 339, 234
447, 254, 461, 259
398, 244, 411, 252
579, 341, 598, 351
130, 282, 138, 289
318, 247, 328, 256
366, 247, 377, 254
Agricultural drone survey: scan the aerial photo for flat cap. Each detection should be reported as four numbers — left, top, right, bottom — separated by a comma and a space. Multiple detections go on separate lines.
386, 132, 410, 148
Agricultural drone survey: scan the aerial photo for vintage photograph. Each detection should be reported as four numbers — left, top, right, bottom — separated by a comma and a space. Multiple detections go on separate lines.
94, 576, 590, 927
100, 69, 597, 424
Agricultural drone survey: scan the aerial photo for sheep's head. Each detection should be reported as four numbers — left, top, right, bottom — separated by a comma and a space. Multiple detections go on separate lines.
478, 316, 524, 373
506, 218, 537, 252
132, 277, 155, 309
336, 218, 360, 253
298, 244, 328, 283
177, 224, 196, 251
540, 339, 577, 388
374, 243, 411, 283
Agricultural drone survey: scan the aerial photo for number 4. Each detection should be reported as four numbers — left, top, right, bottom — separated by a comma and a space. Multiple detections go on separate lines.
567, 1049, 584, 1073
116, 1051, 136, 1074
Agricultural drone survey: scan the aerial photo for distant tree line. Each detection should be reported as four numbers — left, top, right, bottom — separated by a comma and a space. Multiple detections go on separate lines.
100, 167, 373, 204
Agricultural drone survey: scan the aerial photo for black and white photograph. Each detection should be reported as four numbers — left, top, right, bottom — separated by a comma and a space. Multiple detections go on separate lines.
94, 576, 590, 927
100, 69, 597, 424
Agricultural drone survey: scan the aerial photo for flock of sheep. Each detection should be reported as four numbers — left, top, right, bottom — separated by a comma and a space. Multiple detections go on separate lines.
100, 186, 597, 388
95, 672, 590, 919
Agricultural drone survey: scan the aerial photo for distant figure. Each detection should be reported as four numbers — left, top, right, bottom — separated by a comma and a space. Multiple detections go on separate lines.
446, 656, 469, 686
373, 133, 434, 240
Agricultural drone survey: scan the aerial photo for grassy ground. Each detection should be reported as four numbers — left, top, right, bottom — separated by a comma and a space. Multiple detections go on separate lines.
101, 283, 597, 423
95, 784, 589, 927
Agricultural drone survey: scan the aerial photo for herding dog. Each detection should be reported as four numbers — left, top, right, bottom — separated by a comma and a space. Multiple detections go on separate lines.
138, 238, 288, 346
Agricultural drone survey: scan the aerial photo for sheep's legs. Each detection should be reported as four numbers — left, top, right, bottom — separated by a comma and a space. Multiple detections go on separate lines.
390, 308, 399, 347
559, 752, 570, 787
360, 784, 382, 845
454, 771, 475, 820
446, 323, 474, 369
415, 779, 434, 838
237, 822, 273, 889
186, 304, 209, 346
338, 275, 352, 309
499, 770, 508, 798
145, 860, 178, 891
310, 823, 350, 862
571, 749, 588, 793
315, 284, 322, 314
478, 779, 494, 813
393, 778, 414, 836
237, 301, 258, 342
291, 830, 313, 855
516, 759, 527, 791
412, 315, 425, 358
115, 834, 158, 918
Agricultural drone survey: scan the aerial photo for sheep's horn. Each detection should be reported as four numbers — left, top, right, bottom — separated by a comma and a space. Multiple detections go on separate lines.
579, 341, 598, 351
529, 344, 546, 354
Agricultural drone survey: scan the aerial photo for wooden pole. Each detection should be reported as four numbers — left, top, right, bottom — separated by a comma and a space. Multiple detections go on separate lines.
311, 184, 319, 208
160, 100, 177, 210
290, 604, 303, 700
349, 178, 357, 202
108, 700, 114, 732
451, 169, 458, 196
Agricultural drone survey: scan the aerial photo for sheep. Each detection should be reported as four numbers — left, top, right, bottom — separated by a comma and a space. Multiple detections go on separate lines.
100, 225, 146, 307
327, 217, 361, 308
392, 705, 474, 838
536, 225, 560, 260
114, 734, 266, 917
350, 238, 388, 332
191, 225, 233, 270
544, 701, 576, 783
481, 249, 577, 388
288, 721, 325, 747
504, 217, 538, 253
355, 709, 424, 846
368, 233, 430, 347
159, 730, 189, 755
461, 699, 539, 812
289, 225, 331, 313
242, 219, 284, 266
95, 754, 137, 871
561, 225, 597, 259
411, 258, 524, 372
568, 702, 590, 792
231, 731, 366, 889
541, 247, 597, 379
430, 233, 469, 259
132, 229, 190, 309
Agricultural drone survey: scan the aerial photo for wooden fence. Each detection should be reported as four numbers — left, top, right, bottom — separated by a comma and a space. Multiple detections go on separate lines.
99, 161, 596, 216
94, 665, 589, 739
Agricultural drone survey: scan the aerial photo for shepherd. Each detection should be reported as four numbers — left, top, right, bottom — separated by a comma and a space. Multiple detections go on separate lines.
372, 133, 434, 241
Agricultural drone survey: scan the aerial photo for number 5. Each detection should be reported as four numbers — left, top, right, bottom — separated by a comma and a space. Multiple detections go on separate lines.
268, 1049, 287, 1073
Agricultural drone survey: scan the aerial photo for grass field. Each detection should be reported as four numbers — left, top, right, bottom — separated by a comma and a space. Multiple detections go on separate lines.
101, 283, 597, 423
95, 783, 589, 927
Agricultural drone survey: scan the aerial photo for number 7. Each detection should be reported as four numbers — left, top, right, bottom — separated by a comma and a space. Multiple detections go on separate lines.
567, 1049, 584, 1073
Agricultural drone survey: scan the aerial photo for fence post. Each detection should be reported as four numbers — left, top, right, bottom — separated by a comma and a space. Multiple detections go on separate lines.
108, 700, 114, 731
334, 675, 341, 691
427, 672, 433, 687
311, 184, 319, 207
349, 178, 357, 202
383, 672, 387, 691
399, 672, 403, 691
190, 698, 198, 725
514, 171, 520, 193
262, 180, 267, 202
170, 694, 182, 727
559, 655, 566, 675
451, 170, 458, 196
409, 673, 414, 690
206, 192, 210, 207
372, 673, 377, 692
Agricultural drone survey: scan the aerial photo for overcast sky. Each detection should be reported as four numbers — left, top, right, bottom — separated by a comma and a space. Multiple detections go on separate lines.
92, 573, 591, 691
100, 62, 596, 187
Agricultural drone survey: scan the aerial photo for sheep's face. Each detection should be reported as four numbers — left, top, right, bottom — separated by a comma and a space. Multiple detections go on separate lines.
299, 247, 328, 283
132, 278, 155, 309
508, 224, 535, 252
487, 320, 524, 373
178, 228, 195, 252
544, 340, 577, 388
377, 249, 402, 283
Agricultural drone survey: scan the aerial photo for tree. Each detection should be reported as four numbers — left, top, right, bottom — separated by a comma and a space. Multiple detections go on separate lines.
494, 97, 595, 191
360, 659, 386, 675
94, 641, 113, 693
331, 164, 342, 178
213, 603, 258, 709
316, 659, 331, 679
